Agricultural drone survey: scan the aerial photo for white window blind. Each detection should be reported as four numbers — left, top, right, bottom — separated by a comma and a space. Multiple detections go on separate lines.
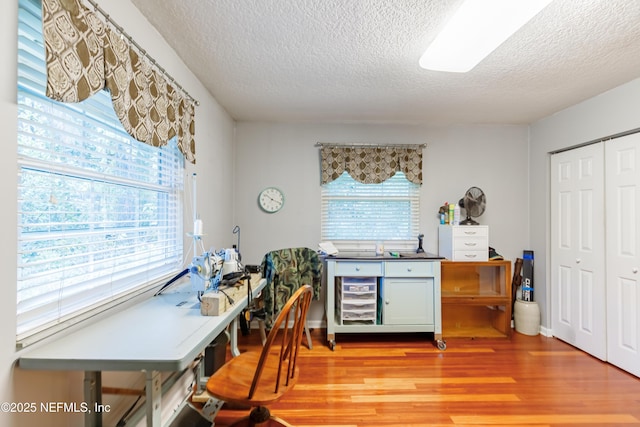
16, 0, 184, 344
321, 172, 420, 246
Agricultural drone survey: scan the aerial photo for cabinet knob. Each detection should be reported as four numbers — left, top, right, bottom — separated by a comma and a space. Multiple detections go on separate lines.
633, 268, 638, 274
407, 267, 412, 272
355, 265, 360, 271
576, 258, 581, 264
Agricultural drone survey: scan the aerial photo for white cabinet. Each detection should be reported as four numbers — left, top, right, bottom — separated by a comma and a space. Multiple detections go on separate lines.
383, 261, 435, 325
324, 257, 443, 350
438, 225, 489, 261
382, 277, 434, 325
551, 134, 640, 378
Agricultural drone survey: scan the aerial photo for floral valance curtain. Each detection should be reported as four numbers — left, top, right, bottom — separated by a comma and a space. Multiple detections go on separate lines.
320, 145, 423, 185
42, 0, 196, 163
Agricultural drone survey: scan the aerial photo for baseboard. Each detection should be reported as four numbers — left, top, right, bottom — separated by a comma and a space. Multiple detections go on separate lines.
539, 325, 552, 337
305, 319, 325, 329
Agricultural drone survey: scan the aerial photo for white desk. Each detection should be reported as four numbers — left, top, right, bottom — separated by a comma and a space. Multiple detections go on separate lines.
19, 274, 266, 427
324, 253, 444, 350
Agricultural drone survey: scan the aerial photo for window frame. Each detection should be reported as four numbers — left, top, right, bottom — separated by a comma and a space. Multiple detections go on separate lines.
320, 171, 421, 252
16, 0, 185, 346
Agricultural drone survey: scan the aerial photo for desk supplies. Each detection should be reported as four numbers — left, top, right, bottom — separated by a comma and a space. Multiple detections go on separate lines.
319, 241, 339, 255
201, 293, 224, 316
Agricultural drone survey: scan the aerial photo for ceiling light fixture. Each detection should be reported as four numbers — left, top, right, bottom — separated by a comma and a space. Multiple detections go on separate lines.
419, 0, 553, 73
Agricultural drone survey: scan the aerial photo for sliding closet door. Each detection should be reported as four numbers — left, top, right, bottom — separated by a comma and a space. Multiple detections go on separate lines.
551, 143, 606, 360
606, 134, 640, 377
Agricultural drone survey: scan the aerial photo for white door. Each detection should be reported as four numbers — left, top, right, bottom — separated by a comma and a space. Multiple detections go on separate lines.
551, 143, 606, 360
606, 134, 640, 377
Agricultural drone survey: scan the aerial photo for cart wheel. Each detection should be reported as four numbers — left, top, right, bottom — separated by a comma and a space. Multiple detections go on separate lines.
329, 340, 336, 351
437, 340, 447, 351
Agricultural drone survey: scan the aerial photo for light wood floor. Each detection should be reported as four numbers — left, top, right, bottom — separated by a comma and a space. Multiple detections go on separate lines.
213, 329, 640, 427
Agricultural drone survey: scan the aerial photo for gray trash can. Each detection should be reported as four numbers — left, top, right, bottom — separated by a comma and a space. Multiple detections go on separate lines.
204, 332, 229, 376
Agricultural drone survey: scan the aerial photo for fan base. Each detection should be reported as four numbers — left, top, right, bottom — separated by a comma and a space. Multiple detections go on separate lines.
460, 217, 479, 225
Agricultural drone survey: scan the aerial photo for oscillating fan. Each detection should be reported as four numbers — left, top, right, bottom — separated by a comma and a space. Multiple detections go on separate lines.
459, 186, 486, 225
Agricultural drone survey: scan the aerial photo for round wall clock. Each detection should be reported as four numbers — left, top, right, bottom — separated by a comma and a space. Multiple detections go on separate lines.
258, 187, 284, 213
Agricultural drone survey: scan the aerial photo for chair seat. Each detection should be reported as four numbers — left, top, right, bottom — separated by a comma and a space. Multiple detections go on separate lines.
207, 349, 299, 407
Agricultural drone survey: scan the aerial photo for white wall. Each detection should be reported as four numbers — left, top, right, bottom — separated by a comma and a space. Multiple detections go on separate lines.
0, 2, 20, 426
529, 77, 640, 332
2, 0, 237, 425
234, 121, 530, 326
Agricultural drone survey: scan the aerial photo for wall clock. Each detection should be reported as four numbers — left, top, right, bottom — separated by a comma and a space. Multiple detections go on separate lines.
258, 187, 284, 213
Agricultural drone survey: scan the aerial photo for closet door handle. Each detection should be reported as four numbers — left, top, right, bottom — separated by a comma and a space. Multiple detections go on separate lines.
633, 268, 638, 274
576, 258, 581, 264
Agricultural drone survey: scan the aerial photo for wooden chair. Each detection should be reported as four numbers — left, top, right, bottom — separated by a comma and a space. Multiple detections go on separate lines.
206, 284, 313, 426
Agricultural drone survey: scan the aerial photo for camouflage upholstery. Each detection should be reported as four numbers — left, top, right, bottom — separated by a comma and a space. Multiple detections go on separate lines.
261, 247, 322, 327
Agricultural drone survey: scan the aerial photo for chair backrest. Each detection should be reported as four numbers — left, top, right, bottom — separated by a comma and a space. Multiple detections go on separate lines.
261, 247, 321, 326
248, 284, 312, 399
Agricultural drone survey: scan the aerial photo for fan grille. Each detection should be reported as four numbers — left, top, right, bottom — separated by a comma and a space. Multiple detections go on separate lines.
463, 187, 486, 219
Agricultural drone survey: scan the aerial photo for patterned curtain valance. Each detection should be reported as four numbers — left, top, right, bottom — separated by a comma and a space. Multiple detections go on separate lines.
42, 0, 196, 164
320, 144, 424, 185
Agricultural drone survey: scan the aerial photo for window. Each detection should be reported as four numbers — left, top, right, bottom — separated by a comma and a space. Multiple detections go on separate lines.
16, 0, 184, 344
321, 172, 420, 248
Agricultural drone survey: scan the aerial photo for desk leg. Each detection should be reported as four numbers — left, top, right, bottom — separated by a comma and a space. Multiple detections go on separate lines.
229, 317, 240, 357
325, 261, 336, 350
145, 370, 162, 427
84, 371, 101, 427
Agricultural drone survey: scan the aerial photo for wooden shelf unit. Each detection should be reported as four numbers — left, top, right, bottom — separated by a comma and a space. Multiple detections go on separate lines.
441, 260, 512, 338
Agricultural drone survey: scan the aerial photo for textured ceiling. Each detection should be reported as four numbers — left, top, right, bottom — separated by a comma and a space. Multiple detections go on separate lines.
130, 0, 640, 125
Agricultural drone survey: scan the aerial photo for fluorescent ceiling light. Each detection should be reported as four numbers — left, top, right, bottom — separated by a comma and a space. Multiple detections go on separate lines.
419, 0, 553, 73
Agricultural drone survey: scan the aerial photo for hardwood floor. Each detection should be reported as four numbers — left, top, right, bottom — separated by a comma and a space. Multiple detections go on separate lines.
212, 329, 640, 426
